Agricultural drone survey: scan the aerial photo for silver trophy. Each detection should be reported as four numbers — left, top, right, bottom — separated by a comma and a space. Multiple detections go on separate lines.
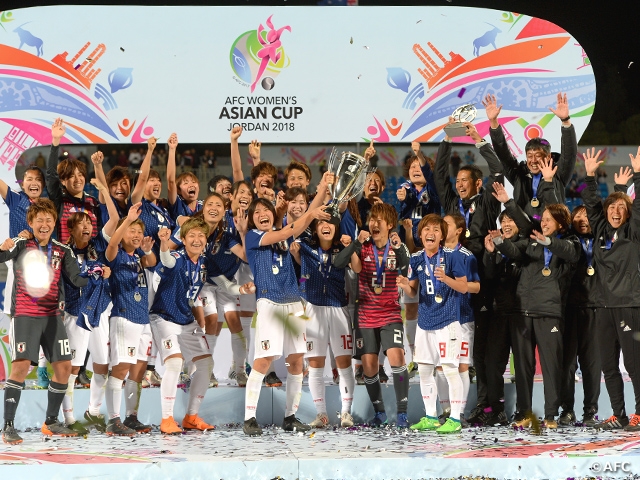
326, 148, 372, 221
444, 104, 477, 138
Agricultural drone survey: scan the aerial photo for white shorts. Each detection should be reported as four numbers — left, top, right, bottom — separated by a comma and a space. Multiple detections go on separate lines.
64, 307, 111, 366
3, 259, 14, 315
109, 316, 153, 366
236, 263, 256, 312
254, 298, 307, 360
414, 321, 462, 368
459, 321, 474, 366
150, 314, 210, 364
401, 287, 419, 305
304, 303, 353, 359
146, 269, 158, 307
199, 283, 240, 318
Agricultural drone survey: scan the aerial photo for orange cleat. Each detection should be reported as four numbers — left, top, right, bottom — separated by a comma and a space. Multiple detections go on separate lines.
160, 416, 183, 435
182, 414, 215, 431
41, 421, 79, 437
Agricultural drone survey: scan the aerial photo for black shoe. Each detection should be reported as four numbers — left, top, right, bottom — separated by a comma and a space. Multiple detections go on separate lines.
106, 418, 136, 437
624, 414, 640, 432
485, 410, 509, 427
594, 415, 628, 430
438, 407, 450, 425
243, 417, 263, 436
468, 365, 476, 383
2, 424, 22, 445
581, 410, 597, 427
378, 365, 389, 384
76, 370, 91, 388
123, 415, 152, 433
355, 365, 364, 385
282, 414, 311, 432
263, 371, 282, 387
466, 404, 489, 425
558, 410, 576, 426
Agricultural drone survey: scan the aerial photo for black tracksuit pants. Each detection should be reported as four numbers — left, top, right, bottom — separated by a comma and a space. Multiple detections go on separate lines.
485, 313, 512, 413
560, 307, 600, 415
472, 303, 490, 406
596, 307, 640, 416
511, 315, 563, 418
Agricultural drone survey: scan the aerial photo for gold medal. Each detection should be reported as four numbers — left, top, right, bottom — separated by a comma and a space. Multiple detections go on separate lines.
374, 285, 383, 295
272, 265, 279, 275
541, 267, 551, 277
434, 294, 443, 303
188, 298, 195, 307
465, 229, 470, 238
587, 265, 595, 276
531, 197, 540, 208
134, 292, 141, 302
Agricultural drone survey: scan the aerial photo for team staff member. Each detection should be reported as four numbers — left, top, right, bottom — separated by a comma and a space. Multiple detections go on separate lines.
334, 203, 411, 428
581, 147, 640, 432
492, 197, 580, 429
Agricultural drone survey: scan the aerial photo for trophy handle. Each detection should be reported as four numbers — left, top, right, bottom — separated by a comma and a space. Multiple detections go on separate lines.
342, 167, 376, 203
326, 147, 339, 198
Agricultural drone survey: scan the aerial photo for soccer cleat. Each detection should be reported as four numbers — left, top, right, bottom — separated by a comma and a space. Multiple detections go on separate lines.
582, 410, 597, 427
208, 372, 218, 388
160, 416, 183, 435
67, 421, 89, 435
410, 416, 440, 431
243, 417, 263, 436
264, 371, 282, 387
36, 366, 50, 389
178, 372, 191, 389
142, 369, 162, 388
282, 415, 311, 432
378, 365, 389, 384
2, 425, 23, 445
106, 418, 136, 437
438, 407, 451, 425
436, 418, 462, 434
594, 415, 628, 430
407, 361, 417, 379
624, 414, 640, 432
332, 368, 340, 384
512, 411, 532, 428
460, 414, 469, 428
228, 363, 237, 381
84, 411, 107, 432
558, 410, 576, 426
182, 414, 214, 431
485, 410, 509, 427
468, 365, 477, 383
235, 371, 248, 387
354, 365, 365, 385
309, 413, 330, 428
123, 415, 152, 434
42, 421, 79, 437
340, 412, 354, 428
396, 413, 409, 428
543, 416, 558, 429
370, 411, 388, 427
76, 370, 91, 388
465, 404, 489, 425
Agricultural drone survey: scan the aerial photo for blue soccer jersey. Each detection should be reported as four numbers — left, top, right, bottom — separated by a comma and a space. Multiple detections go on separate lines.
139, 198, 174, 257
106, 247, 149, 324
456, 245, 480, 325
298, 239, 347, 307
398, 164, 441, 247
245, 229, 300, 304
98, 196, 128, 229
3, 189, 33, 237
409, 247, 466, 331
224, 209, 239, 238
169, 196, 203, 221
151, 249, 207, 325
205, 230, 241, 282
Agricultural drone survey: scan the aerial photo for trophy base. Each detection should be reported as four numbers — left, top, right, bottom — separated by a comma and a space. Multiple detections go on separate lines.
444, 123, 469, 139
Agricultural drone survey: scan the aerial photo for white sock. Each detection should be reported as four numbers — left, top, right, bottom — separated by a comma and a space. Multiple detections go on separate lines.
436, 369, 450, 412
38, 348, 47, 368
124, 379, 140, 417
105, 376, 123, 420
442, 363, 464, 421
188, 357, 213, 415
231, 332, 247, 375
88, 373, 107, 416
244, 370, 265, 420
62, 374, 77, 424
308, 367, 326, 415
338, 366, 355, 414
418, 364, 437, 417
405, 318, 418, 358
161, 357, 183, 419
240, 316, 253, 359
460, 369, 470, 416
285, 372, 303, 417
206, 334, 218, 358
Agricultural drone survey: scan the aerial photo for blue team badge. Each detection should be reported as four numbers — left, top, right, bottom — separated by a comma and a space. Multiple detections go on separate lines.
261, 340, 270, 351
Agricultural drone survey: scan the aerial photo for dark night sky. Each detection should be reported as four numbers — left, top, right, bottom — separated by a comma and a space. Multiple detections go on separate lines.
7, 0, 640, 133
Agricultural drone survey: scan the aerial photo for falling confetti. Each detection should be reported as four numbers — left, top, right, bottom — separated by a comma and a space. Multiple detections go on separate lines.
74, 64, 81, 70
120, 47, 125, 52
350, 37, 353, 44
416, 20, 422, 23
363, 46, 369, 49
538, 45, 543, 49
357, 75, 362, 80
309, 432, 315, 439
458, 88, 466, 98
86, 58, 92, 61
630, 61, 635, 68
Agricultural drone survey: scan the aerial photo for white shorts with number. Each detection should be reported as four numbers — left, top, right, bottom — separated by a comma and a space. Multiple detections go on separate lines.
109, 316, 153, 366
304, 303, 352, 359
150, 314, 210, 364
236, 263, 256, 312
459, 321, 474, 365
199, 283, 240, 318
414, 321, 462, 367
254, 298, 307, 360
63, 305, 111, 366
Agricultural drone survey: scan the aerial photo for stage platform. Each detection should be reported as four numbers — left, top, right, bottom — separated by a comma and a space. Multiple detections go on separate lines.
1, 381, 639, 479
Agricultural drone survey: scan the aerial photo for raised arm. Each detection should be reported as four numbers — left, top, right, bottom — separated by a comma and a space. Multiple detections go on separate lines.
627, 147, 640, 241
333, 230, 367, 271
614, 166, 634, 193
91, 150, 109, 204
230, 126, 244, 182
548, 93, 576, 186
433, 138, 458, 213
131, 136, 157, 204
105, 202, 142, 262
580, 148, 607, 234
530, 230, 581, 263
259, 205, 330, 246
166, 133, 178, 206
494, 234, 527, 261
46, 118, 65, 208
483, 94, 519, 184
90, 176, 119, 237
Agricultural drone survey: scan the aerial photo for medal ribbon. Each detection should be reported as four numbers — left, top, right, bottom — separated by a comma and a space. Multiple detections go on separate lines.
605, 232, 615, 250
580, 237, 594, 267
532, 173, 542, 200
458, 198, 470, 228
127, 251, 141, 298
543, 246, 553, 270
424, 248, 441, 298
371, 241, 390, 287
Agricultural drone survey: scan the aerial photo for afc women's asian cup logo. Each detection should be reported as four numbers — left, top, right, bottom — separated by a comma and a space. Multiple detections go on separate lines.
229, 15, 291, 93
